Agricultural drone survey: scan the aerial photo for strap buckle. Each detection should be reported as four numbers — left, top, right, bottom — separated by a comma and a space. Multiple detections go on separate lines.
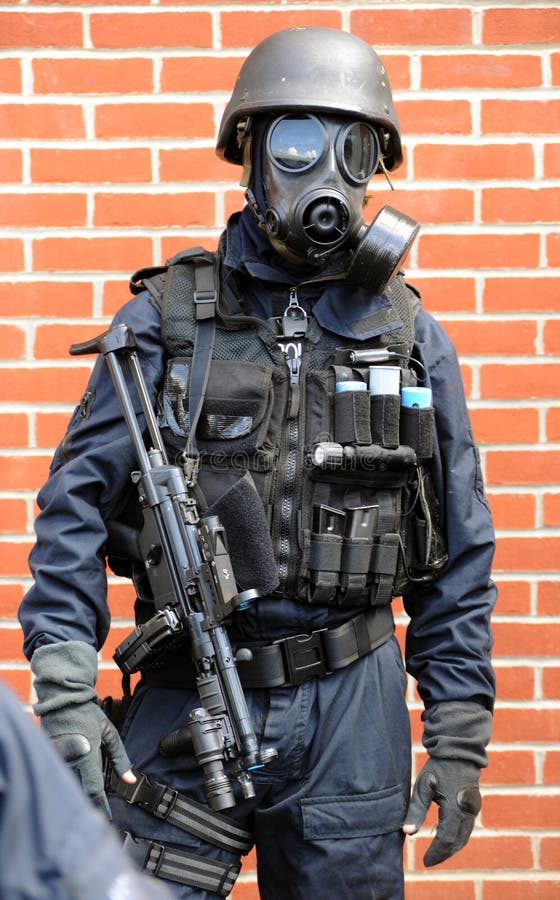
278, 629, 330, 685
113, 770, 167, 813
122, 832, 164, 875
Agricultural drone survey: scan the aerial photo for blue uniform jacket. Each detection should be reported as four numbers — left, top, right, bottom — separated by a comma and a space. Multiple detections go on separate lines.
19, 226, 496, 713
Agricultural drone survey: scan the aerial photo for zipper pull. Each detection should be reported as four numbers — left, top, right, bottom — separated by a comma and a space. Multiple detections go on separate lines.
281, 287, 308, 338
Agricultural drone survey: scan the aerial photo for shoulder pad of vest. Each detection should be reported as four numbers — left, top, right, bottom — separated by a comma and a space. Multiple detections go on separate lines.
129, 246, 215, 300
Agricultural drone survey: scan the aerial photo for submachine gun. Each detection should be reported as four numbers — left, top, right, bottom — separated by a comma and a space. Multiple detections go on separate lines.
70, 323, 276, 811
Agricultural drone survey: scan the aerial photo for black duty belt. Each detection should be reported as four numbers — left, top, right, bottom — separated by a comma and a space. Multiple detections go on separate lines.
142, 605, 394, 691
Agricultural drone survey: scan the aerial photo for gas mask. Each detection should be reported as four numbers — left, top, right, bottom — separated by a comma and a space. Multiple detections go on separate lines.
256, 113, 419, 293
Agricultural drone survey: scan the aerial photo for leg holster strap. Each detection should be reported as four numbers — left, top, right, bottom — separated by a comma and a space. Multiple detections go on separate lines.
235, 604, 394, 689
122, 831, 240, 896
108, 768, 252, 854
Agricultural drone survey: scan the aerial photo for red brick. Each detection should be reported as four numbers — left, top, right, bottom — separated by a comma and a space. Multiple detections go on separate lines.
33, 58, 153, 94
33, 237, 152, 273
35, 411, 70, 449
494, 537, 560, 573
483, 794, 560, 828
90, 12, 212, 48
397, 100, 472, 135
544, 143, 560, 178
0, 12, 82, 47
441, 319, 536, 356
482, 100, 560, 135
553, 52, 560, 86
492, 623, 560, 659
0, 499, 28, 533
482, 187, 560, 224
538, 581, 560, 615
483, 276, 560, 313
162, 234, 218, 262
410, 277, 476, 313
405, 884, 474, 900
481, 749, 535, 785
0, 281, 93, 317
94, 192, 214, 228
101, 280, 130, 318
0, 149, 22, 182
544, 320, 560, 354
548, 233, 560, 267
488, 492, 535, 530
2, 367, 91, 405
378, 55, 411, 91
95, 103, 214, 140
544, 751, 560, 784
543, 667, 560, 699
0, 239, 24, 272
221, 11, 342, 47
543, 493, 560, 527
481, 365, 560, 401
161, 56, 243, 92
0, 584, 23, 618
107, 582, 136, 619
0, 193, 86, 227
470, 408, 539, 445
489, 449, 560, 484
230, 881, 260, 900
0, 413, 28, 448
418, 233, 540, 270
0, 454, 51, 492
540, 837, 560, 870
367, 187, 473, 225
483, 7, 560, 44
483, 881, 560, 900
421, 54, 542, 89
494, 580, 532, 615
0, 58, 21, 92
224, 190, 247, 222
32, 148, 152, 184
160, 148, 241, 184
34, 323, 105, 361
0, 626, 27, 659
494, 665, 535, 701
352, 8, 472, 46
1, 669, 31, 704
414, 143, 534, 181
0, 324, 25, 359
0, 103, 84, 139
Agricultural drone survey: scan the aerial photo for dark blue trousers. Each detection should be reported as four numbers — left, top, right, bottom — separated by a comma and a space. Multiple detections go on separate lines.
110, 637, 411, 899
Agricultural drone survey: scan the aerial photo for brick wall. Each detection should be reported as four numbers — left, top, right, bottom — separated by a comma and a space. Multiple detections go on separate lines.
1, 1, 559, 897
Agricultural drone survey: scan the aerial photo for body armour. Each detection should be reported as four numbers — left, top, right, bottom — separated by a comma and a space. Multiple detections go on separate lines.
132, 250, 447, 610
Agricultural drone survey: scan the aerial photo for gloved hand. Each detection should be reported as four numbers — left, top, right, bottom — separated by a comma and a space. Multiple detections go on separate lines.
31, 640, 135, 818
403, 757, 481, 866
403, 701, 492, 867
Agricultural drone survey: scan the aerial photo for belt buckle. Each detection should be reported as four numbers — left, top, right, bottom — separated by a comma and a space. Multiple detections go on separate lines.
280, 629, 330, 685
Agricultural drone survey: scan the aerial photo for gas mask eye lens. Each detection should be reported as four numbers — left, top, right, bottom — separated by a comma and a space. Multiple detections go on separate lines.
268, 115, 326, 172
339, 122, 379, 184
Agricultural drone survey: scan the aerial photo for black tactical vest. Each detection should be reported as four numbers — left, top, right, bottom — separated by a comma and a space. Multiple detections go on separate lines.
136, 250, 447, 609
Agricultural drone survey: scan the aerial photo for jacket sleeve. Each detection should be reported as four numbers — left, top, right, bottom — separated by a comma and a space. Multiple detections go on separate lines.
19, 292, 165, 659
403, 308, 496, 711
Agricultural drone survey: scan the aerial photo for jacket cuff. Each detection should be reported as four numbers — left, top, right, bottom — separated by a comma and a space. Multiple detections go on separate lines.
422, 701, 493, 768
31, 640, 99, 715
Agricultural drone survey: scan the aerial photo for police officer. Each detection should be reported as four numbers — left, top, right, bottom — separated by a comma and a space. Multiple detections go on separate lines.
0, 679, 172, 899
19, 27, 496, 900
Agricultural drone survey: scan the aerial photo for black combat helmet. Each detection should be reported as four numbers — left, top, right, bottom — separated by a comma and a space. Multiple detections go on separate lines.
216, 26, 403, 173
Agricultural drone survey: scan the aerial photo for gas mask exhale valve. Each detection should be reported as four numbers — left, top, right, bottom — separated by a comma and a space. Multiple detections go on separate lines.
260, 113, 419, 293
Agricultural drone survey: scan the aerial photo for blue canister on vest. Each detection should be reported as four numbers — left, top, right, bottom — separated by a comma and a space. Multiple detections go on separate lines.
401, 386, 432, 408
336, 381, 367, 392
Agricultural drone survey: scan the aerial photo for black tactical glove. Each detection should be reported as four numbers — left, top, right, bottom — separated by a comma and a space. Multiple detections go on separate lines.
403, 701, 492, 867
31, 640, 134, 818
